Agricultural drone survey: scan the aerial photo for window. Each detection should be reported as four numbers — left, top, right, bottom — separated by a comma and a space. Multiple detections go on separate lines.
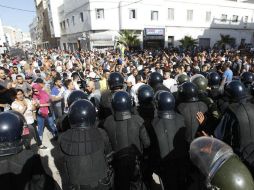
60, 22, 63, 29
151, 11, 159, 21
48, 4, 51, 11
168, 8, 174, 20
96, 9, 104, 19
72, 16, 75, 25
244, 16, 248, 23
63, 21, 66, 29
206, 11, 211, 22
67, 19, 69, 27
187, 10, 193, 21
50, 21, 53, 28
129, 9, 136, 19
221, 14, 227, 22
232, 15, 238, 22
80, 12, 84, 22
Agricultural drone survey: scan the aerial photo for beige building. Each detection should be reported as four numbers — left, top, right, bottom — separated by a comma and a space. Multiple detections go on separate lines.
34, 0, 58, 48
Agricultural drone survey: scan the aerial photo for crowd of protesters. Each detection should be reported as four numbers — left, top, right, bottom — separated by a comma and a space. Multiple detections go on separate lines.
1, 46, 254, 190
0, 47, 253, 148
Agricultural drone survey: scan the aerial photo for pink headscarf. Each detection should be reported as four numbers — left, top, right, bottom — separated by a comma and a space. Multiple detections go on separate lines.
32, 83, 50, 117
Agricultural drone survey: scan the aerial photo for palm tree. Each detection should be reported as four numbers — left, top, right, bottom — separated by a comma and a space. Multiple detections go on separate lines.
117, 30, 140, 49
216, 34, 236, 49
179, 36, 197, 50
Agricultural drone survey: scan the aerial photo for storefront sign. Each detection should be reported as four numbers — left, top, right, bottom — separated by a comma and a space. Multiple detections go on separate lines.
145, 28, 165, 36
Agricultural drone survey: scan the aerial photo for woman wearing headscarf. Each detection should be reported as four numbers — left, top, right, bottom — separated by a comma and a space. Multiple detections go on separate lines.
32, 83, 58, 149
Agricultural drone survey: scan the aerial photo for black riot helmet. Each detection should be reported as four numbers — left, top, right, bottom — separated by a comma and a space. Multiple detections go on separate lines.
224, 80, 246, 102
68, 99, 96, 128
190, 137, 254, 190
191, 74, 208, 93
108, 72, 124, 91
7, 110, 26, 127
148, 72, 163, 88
154, 91, 175, 119
240, 72, 254, 85
178, 82, 199, 102
177, 74, 190, 85
137, 84, 154, 104
0, 112, 23, 156
67, 90, 88, 107
111, 91, 132, 120
207, 72, 221, 87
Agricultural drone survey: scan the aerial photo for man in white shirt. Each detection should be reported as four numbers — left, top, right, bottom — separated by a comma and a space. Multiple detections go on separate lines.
163, 71, 177, 92
127, 68, 139, 86
130, 75, 144, 106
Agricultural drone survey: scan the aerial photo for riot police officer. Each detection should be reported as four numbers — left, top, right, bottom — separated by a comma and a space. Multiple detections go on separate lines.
103, 91, 150, 190
215, 80, 254, 174
137, 84, 155, 125
151, 91, 188, 190
176, 74, 190, 85
136, 84, 155, 189
8, 110, 41, 150
98, 72, 124, 120
240, 71, 254, 101
177, 82, 208, 143
191, 74, 221, 135
190, 136, 254, 190
148, 72, 170, 93
67, 90, 88, 106
0, 112, 59, 190
60, 99, 112, 190
207, 71, 222, 101
59, 90, 88, 132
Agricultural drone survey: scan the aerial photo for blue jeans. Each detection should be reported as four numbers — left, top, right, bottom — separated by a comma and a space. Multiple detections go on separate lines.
37, 114, 58, 141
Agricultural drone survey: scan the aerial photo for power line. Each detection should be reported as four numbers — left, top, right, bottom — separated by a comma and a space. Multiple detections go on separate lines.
0, 4, 36, 13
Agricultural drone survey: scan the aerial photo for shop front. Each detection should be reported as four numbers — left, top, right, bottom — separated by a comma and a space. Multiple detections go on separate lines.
143, 28, 165, 49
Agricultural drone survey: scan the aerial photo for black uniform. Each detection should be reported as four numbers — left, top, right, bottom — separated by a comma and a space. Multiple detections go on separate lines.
0, 150, 59, 190
215, 80, 254, 175
151, 113, 188, 189
136, 84, 155, 190
60, 100, 112, 190
104, 91, 150, 190
98, 90, 113, 120
215, 102, 254, 154
98, 72, 124, 121
104, 114, 150, 190
198, 92, 221, 135
60, 128, 112, 190
0, 112, 59, 190
148, 72, 170, 93
177, 82, 208, 143
153, 84, 170, 93
151, 91, 188, 190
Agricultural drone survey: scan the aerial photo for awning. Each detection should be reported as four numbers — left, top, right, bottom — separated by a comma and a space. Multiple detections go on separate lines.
93, 41, 114, 46
90, 31, 119, 41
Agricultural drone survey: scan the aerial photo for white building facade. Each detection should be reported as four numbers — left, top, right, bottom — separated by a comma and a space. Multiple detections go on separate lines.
50, 0, 254, 50
3, 26, 24, 47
